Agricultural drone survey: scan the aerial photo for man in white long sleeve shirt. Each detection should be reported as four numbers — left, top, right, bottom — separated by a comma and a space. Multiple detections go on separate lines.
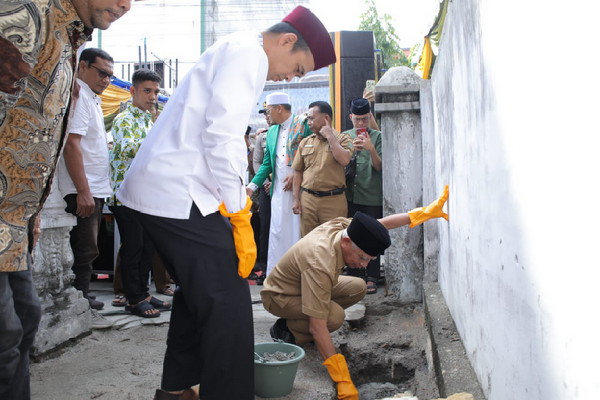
117, 6, 336, 400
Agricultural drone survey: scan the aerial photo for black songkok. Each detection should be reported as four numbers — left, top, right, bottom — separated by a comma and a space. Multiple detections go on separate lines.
347, 212, 391, 256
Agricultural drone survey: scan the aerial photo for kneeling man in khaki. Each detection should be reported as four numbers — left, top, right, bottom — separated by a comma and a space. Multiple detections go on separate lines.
262, 186, 450, 400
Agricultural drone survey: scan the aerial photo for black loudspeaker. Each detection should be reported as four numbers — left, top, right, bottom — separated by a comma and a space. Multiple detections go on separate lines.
153, 61, 165, 85
332, 31, 375, 132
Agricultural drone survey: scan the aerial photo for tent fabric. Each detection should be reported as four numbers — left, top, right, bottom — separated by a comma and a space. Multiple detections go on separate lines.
415, 37, 434, 80
101, 83, 131, 118
415, 0, 448, 79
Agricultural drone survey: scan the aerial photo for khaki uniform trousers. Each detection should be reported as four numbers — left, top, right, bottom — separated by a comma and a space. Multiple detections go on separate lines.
261, 275, 366, 344
300, 192, 347, 237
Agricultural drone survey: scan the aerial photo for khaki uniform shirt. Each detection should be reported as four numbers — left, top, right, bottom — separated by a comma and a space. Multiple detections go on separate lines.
292, 132, 353, 191
0, 0, 91, 271
261, 217, 350, 319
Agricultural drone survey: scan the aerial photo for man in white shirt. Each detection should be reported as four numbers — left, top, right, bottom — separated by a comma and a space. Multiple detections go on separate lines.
117, 6, 336, 400
58, 48, 114, 311
246, 92, 310, 276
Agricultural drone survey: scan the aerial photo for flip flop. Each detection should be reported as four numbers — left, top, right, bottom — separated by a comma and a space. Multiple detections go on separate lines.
158, 287, 174, 296
111, 295, 127, 307
366, 281, 377, 295
149, 296, 172, 311
125, 300, 160, 318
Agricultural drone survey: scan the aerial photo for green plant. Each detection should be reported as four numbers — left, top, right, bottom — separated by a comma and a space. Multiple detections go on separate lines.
358, 0, 409, 69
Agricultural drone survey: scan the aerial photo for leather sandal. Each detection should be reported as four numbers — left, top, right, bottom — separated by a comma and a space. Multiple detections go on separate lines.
149, 296, 171, 310
366, 281, 377, 294
125, 300, 160, 318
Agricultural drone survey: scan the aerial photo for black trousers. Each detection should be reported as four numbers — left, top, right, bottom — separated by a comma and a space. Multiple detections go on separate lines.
133, 205, 254, 399
347, 202, 383, 281
256, 186, 271, 273
109, 205, 155, 305
0, 267, 41, 400
64, 194, 104, 296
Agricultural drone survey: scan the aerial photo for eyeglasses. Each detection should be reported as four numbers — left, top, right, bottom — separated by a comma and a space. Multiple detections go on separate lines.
88, 63, 114, 80
266, 106, 280, 115
358, 254, 377, 262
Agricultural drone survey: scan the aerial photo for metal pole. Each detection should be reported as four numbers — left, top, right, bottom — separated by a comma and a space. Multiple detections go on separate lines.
169, 59, 172, 89
144, 38, 149, 69
200, 0, 205, 54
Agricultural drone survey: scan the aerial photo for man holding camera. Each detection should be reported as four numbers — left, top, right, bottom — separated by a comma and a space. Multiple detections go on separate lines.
343, 98, 383, 294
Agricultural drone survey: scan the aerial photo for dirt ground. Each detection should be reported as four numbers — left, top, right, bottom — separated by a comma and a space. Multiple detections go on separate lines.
29, 285, 438, 400
339, 296, 439, 400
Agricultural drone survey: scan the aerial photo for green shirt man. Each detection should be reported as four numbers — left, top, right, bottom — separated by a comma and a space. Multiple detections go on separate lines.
343, 98, 383, 293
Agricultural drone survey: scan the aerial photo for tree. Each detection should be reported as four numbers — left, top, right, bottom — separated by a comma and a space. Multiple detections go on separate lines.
359, 0, 409, 70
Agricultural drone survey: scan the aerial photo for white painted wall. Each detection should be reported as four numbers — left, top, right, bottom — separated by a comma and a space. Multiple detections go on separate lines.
428, 1, 600, 399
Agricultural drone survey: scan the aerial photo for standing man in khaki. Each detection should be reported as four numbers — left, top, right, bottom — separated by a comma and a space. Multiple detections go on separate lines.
0, 1, 131, 398
292, 101, 353, 236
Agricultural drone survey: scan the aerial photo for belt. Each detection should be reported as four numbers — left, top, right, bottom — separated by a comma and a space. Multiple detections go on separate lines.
301, 187, 345, 197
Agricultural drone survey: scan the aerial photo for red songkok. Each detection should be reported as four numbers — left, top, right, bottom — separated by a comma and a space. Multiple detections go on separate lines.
282, 6, 336, 70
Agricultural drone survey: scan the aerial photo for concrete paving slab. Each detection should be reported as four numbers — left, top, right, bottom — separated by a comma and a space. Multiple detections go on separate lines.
77, 280, 337, 399
89, 280, 171, 329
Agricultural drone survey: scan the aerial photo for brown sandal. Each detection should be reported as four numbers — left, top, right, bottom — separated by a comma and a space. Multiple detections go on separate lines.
366, 281, 377, 294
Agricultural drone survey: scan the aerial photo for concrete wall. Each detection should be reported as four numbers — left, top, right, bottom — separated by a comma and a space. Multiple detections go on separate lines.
426, 1, 600, 399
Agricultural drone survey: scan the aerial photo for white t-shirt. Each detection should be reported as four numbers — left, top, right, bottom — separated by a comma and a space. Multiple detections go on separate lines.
57, 79, 112, 198
117, 31, 268, 218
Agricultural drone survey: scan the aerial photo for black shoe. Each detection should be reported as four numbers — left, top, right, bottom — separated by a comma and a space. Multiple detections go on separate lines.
270, 318, 295, 344
87, 297, 104, 310
153, 388, 196, 400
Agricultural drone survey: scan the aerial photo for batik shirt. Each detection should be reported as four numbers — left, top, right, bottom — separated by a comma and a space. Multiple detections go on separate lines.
108, 103, 154, 206
0, 0, 91, 272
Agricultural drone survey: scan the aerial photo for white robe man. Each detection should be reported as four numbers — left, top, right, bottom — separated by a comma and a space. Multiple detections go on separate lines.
247, 92, 311, 275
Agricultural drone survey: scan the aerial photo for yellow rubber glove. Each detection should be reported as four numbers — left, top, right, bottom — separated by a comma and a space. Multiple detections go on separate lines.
408, 185, 450, 228
218, 197, 257, 278
322, 354, 359, 400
